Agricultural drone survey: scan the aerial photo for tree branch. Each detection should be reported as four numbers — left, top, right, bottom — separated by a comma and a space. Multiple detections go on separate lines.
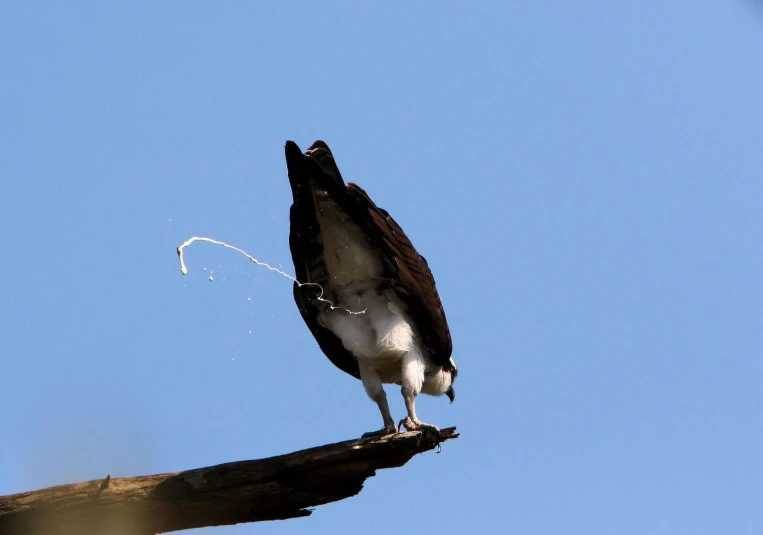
0, 427, 458, 535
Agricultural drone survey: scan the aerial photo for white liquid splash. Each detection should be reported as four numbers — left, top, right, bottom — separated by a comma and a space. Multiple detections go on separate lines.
176, 236, 365, 315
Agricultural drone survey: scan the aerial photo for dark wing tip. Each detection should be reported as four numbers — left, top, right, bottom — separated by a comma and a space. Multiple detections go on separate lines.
285, 140, 303, 159
308, 139, 331, 153
305, 140, 343, 182
286, 139, 333, 160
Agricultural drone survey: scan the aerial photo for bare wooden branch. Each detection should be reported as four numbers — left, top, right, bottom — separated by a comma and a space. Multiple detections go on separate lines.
0, 427, 458, 535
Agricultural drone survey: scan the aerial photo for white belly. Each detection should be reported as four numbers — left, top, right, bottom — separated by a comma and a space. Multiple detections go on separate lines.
320, 285, 416, 384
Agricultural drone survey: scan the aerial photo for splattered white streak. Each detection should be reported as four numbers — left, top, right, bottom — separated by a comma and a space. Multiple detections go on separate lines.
176, 236, 365, 315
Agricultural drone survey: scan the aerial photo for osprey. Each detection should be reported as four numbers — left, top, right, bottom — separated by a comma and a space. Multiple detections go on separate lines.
285, 140, 457, 438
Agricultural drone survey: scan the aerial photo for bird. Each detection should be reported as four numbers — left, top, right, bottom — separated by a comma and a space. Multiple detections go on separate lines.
285, 139, 457, 438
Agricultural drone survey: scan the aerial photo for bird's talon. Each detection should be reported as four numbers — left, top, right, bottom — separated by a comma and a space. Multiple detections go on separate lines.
397, 418, 407, 433
362, 423, 398, 438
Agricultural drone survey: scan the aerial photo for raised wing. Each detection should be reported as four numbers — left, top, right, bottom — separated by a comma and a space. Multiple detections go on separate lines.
285, 140, 453, 374
286, 140, 361, 379
344, 183, 452, 365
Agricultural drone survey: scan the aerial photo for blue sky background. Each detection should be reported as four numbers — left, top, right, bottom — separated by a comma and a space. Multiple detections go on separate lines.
2, 2, 762, 534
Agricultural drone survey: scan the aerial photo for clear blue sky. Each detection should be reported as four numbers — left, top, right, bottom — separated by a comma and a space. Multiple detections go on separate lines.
2, 2, 762, 534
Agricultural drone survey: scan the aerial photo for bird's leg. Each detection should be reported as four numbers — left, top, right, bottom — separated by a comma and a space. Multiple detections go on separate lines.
398, 386, 441, 440
359, 363, 397, 437
397, 349, 441, 441
361, 389, 397, 437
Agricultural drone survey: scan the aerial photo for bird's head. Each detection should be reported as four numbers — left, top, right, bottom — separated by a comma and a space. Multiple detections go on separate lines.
423, 357, 458, 402
444, 357, 457, 403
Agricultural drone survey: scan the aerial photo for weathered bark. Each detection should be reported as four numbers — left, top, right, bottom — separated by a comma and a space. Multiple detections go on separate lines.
0, 427, 458, 535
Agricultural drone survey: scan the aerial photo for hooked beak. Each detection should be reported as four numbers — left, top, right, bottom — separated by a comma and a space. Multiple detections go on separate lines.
445, 386, 455, 404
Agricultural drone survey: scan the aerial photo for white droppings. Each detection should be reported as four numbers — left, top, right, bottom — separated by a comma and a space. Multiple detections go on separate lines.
176, 236, 365, 315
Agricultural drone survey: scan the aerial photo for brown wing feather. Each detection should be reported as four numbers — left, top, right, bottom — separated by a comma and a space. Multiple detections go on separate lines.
346, 184, 453, 365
